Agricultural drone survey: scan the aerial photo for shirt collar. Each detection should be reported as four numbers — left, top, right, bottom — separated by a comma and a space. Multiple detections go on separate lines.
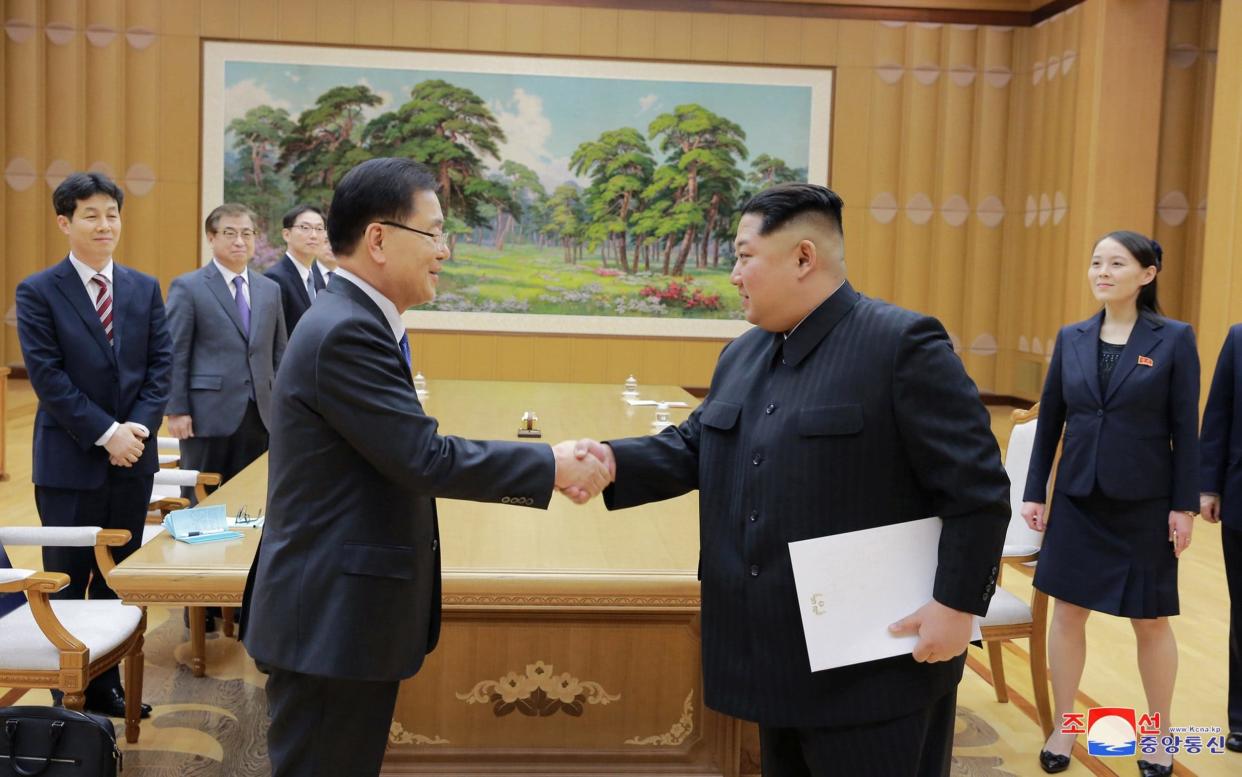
331, 267, 405, 344
68, 253, 113, 286
777, 280, 860, 368
212, 257, 248, 287
286, 253, 314, 284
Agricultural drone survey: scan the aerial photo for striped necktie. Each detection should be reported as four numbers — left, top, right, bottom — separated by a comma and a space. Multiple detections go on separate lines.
93, 273, 114, 345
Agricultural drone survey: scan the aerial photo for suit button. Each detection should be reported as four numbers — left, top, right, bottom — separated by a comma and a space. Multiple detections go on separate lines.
991, 565, 999, 575
982, 592, 990, 601
501, 497, 511, 504
1097, 409, 1103, 417
431, 539, 439, 551
244, 378, 251, 385
748, 510, 758, 523
752, 453, 762, 466
765, 403, 777, 414
750, 565, 760, 577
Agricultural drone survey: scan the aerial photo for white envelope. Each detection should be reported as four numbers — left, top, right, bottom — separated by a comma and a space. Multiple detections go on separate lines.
788, 516, 982, 672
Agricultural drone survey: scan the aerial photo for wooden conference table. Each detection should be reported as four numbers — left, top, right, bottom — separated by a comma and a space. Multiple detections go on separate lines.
109, 380, 755, 775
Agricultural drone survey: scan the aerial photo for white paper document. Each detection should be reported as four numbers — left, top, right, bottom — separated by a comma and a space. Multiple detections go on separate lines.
788, 516, 982, 672
623, 398, 690, 407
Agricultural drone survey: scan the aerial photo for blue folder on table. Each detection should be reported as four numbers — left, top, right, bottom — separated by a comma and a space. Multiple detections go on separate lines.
163, 505, 244, 544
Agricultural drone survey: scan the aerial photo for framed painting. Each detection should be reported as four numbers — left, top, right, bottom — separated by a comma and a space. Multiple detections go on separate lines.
202, 42, 832, 338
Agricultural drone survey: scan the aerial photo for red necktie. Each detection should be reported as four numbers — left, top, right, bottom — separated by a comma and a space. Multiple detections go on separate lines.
93, 273, 114, 345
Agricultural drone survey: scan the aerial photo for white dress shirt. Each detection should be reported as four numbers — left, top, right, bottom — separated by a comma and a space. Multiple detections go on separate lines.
213, 258, 251, 306
331, 268, 405, 345
286, 253, 318, 295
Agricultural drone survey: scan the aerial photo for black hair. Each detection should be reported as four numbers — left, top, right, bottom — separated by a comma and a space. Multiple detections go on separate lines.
739, 182, 844, 238
1096, 230, 1162, 316
327, 158, 439, 256
204, 203, 258, 235
52, 172, 124, 218
282, 204, 326, 230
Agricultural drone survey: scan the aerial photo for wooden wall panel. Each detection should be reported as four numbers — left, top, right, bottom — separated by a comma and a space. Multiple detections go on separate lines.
0, 0, 1217, 404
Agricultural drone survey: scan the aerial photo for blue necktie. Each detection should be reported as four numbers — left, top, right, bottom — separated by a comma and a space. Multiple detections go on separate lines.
232, 276, 250, 338
306, 271, 316, 301
399, 333, 411, 368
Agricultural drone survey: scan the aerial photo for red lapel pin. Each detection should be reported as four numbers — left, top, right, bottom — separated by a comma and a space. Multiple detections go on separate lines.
1138, 355, 1154, 367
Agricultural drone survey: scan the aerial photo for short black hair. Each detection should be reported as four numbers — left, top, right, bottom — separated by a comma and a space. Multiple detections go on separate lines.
327, 158, 439, 256
204, 203, 258, 235
52, 172, 124, 218
282, 203, 326, 230
740, 183, 844, 237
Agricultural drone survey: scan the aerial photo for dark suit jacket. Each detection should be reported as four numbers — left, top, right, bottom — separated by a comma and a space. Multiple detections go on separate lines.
243, 278, 557, 682
1202, 324, 1242, 529
265, 254, 324, 334
1025, 311, 1200, 511
603, 283, 1010, 728
166, 262, 287, 436
16, 257, 173, 490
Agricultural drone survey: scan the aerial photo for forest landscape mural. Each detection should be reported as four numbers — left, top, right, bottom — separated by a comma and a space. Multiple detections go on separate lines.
203, 43, 832, 335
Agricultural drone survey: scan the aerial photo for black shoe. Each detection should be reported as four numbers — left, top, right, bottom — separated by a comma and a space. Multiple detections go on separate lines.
84, 687, 152, 719
1136, 760, 1173, 777
1227, 732, 1242, 752
1038, 750, 1070, 773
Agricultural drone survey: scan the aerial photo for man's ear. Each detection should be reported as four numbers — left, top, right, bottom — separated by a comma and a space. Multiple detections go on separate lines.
795, 238, 818, 278
365, 223, 387, 266
56, 215, 71, 236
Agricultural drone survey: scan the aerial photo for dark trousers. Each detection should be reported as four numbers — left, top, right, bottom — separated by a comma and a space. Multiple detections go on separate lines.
759, 688, 958, 777
263, 665, 400, 777
35, 470, 152, 699
180, 399, 268, 501
1225, 525, 1242, 732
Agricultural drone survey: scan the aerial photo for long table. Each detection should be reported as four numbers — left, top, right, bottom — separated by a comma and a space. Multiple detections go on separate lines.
109, 380, 759, 775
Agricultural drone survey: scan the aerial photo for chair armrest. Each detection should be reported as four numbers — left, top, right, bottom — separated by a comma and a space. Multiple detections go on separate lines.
23, 580, 88, 653
0, 570, 70, 594
92, 530, 132, 578
1001, 550, 1040, 565
0, 526, 102, 547
153, 468, 203, 487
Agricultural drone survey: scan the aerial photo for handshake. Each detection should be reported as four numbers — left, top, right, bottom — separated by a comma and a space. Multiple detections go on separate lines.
551, 439, 615, 504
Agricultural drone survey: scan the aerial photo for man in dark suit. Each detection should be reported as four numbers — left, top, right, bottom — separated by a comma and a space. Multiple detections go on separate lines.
165, 203, 287, 488
265, 204, 327, 334
241, 157, 609, 777
1201, 324, 1242, 753
573, 184, 1010, 776
16, 171, 170, 717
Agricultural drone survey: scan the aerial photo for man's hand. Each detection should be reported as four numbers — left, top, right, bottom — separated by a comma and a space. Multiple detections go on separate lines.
560, 438, 616, 503
104, 423, 145, 468
888, 599, 974, 663
1020, 501, 1046, 532
1202, 494, 1221, 524
167, 414, 194, 440
552, 440, 611, 504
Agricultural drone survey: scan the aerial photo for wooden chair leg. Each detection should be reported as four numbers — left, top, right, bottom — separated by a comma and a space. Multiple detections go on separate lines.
986, 639, 1009, 703
1030, 591, 1054, 737
63, 691, 86, 711
223, 607, 236, 638
124, 625, 145, 743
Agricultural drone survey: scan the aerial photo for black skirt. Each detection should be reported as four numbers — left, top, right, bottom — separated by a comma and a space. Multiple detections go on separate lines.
1033, 488, 1179, 618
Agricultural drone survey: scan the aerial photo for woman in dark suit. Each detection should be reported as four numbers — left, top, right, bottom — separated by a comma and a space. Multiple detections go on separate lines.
1021, 231, 1200, 777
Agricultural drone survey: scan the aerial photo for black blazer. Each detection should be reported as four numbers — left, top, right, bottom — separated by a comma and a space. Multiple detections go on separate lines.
265, 254, 325, 334
1025, 312, 1200, 511
16, 258, 173, 489
1202, 324, 1242, 529
242, 278, 556, 682
604, 283, 1010, 728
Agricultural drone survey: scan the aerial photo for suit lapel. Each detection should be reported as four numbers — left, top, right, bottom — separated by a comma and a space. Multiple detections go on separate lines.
110, 264, 129, 360
52, 258, 117, 364
1104, 316, 1163, 404
1071, 313, 1103, 407
205, 262, 249, 342
285, 255, 312, 307
312, 261, 326, 292
331, 279, 412, 385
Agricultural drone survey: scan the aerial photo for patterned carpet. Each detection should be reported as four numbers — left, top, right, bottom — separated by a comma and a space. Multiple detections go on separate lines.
8, 605, 1064, 776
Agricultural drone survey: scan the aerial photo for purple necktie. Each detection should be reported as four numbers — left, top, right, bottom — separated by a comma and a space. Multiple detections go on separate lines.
233, 275, 251, 337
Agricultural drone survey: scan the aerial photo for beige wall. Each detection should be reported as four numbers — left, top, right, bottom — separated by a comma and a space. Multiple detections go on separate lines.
0, 0, 1219, 398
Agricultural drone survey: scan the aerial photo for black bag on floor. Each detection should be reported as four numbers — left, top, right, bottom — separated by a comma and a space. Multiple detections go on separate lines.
0, 706, 121, 776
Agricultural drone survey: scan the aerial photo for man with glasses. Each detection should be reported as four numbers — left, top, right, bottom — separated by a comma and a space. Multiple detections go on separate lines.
267, 204, 328, 334
166, 203, 287, 493
241, 157, 610, 777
